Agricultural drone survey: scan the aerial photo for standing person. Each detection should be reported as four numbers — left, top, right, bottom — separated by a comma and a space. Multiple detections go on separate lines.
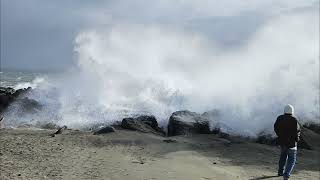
274, 104, 301, 180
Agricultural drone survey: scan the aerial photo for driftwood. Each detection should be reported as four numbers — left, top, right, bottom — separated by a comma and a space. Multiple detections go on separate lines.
51, 126, 67, 137
0, 117, 3, 129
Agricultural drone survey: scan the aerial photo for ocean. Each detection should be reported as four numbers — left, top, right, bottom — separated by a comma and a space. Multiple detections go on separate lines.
0, 70, 43, 89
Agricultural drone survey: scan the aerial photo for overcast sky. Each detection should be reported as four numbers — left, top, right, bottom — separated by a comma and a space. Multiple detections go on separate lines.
0, 0, 318, 71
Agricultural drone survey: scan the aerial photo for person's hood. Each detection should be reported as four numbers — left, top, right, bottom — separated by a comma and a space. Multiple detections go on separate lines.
284, 104, 294, 115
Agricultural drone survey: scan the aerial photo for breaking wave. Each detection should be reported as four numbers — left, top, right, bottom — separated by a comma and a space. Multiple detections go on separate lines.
3, 11, 319, 136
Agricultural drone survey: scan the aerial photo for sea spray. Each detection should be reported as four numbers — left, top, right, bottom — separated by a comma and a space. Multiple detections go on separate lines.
3, 10, 319, 136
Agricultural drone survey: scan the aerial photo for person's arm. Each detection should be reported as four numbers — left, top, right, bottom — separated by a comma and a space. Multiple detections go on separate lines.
296, 120, 301, 142
274, 117, 280, 136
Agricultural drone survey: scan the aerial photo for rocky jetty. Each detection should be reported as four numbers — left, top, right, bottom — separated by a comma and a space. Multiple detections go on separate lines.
1, 86, 319, 152
93, 126, 116, 135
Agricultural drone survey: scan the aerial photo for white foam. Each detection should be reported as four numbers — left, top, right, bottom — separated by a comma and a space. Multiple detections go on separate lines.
3, 9, 319, 136
14, 77, 46, 90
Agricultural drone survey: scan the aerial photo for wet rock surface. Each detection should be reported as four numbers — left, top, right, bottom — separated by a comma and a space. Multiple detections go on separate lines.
167, 110, 211, 136
298, 127, 320, 150
0, 87, 34, 113
121, 115, 165, 136
13, 97, 42, 114
93, 126, 116, 135
255, 133, 277, 146
303, 122, 320, 134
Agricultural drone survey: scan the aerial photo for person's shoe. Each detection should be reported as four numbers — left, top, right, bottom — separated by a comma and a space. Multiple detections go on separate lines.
278, 169, 284, 176
283, 176, 289, 180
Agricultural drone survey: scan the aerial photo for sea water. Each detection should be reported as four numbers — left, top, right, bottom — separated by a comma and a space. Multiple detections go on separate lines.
0, 70, 42, 89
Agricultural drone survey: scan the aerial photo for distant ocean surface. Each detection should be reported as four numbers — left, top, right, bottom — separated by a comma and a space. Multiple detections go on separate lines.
0, 70, 44, 89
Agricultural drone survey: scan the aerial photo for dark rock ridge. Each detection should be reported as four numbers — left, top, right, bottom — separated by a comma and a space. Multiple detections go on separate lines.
121, 115, 165, 136
256, 126, 320, 150
167, 110, 213, 136
13, 97, 42, 115
298, 127, 320, 150
168, 110, 320, 150
0, 87, 33, 113
255, 132, 278, 146
303, 122, 320, 134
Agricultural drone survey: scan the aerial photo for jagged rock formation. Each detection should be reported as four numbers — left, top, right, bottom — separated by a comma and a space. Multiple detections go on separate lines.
121, 115, 165, 136
167, 110, 211, 136
0, 87, 34, 113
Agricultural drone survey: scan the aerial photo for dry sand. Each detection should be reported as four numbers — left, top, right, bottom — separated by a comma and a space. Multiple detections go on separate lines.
0, 128, 319, 180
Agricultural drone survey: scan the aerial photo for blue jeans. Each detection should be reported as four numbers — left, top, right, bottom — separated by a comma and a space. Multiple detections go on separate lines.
278, 146, 297, 178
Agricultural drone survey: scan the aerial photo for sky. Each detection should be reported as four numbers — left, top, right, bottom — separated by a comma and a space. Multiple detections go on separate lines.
0, 0, 319, 71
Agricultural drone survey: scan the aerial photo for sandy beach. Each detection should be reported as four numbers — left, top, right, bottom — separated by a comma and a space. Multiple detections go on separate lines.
0, 128, 319, 180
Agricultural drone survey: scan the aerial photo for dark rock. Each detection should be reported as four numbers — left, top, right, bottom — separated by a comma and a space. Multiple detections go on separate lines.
93, 126, 116, 135
256, 133, 277, 146
218, 132, 231, 139
131, 160, 144, 164
121, 115, 165, 136
163, 139, 177, 143
14, 87, 31, 97
298, 137, 312, 150
0, 87, 15, 95
0, 93, 11, 107
167, 110, 211, 136
0, 87, 33, 113
303, 122, 320, 134
298, 127, 320, 150
15, 97, 42, 114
